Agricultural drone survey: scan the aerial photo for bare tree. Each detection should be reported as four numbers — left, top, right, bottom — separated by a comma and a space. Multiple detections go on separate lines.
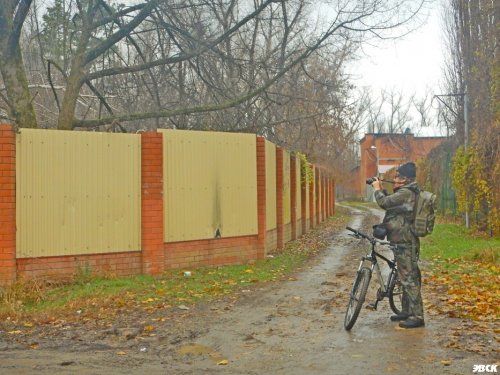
1, 0, 427, 131
0, 0, 37, 128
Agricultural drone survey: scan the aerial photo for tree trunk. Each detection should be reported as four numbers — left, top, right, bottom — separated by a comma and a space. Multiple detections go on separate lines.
0, 32, 37, 128
57, 52, 86, 130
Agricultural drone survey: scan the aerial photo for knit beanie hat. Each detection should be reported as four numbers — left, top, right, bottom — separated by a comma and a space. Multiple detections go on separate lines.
397, 162, 416, 179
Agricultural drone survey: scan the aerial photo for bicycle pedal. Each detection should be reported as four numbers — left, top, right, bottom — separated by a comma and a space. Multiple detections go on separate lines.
365, 303, 377, 311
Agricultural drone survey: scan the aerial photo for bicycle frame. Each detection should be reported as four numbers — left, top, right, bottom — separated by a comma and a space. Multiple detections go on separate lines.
347, 227, 398, 307
344, 227, 403, 330
359, 245, 397, 296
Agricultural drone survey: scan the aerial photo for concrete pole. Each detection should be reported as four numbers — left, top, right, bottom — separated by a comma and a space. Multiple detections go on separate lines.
464, 93, 470, 228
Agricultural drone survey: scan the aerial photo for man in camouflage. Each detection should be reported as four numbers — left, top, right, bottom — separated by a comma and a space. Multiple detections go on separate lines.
372, 162, 425, 329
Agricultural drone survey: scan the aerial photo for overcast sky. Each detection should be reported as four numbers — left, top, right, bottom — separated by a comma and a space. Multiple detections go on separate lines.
350, 0, 447, 136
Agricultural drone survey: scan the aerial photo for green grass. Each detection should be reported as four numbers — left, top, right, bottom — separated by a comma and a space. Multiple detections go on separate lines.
420, 223, 500, 264
1, 253, 307, 319
1, 211, 349, 320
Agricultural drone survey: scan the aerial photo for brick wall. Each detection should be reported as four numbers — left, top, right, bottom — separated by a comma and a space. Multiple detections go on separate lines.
359, 133, 445, 198
283, 223, 292, 244
17, 252, 142, 280
266, 228, 278, 254
165, 235, 260, 269
290, 155, 297, 240
256, 137, 267, 259
141, 132, 165, 275
0, 125, 337, 285
0, 125, 16, 285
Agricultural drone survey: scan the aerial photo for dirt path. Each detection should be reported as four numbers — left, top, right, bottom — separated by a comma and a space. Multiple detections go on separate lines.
0, 206, 495, 374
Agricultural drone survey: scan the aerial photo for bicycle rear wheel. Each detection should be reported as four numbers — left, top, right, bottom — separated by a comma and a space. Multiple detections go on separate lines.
388, 273, 403, 314
344, 267, 371, 330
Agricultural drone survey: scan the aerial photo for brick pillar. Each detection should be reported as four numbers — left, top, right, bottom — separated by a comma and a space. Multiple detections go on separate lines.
327, 178, 332, 217
290, 155, 297, 240
320, 173, 324, 222
323, 174, 327, 220
256, 137, 267, 259
309, 164, 315, 229
141, 132, 164, 275
315, 167, 320, 225
332, 179, 336, 216
325, 177, 329, 218
276, 147, 284, 249
0, 125, 16, 286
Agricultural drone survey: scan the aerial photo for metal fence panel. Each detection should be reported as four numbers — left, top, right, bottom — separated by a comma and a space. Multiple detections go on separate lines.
16, 129, 141, 258
295, 155, 301, 220
161, 130, 257, 242
283, 150, 291, 224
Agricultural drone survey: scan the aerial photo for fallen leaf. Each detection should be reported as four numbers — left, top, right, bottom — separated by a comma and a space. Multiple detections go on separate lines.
217, 359, 229, 365
441, 360, 451, 366
116, 351, 127, 356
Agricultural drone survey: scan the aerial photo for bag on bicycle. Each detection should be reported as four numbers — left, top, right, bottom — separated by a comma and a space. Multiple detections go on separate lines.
372, 223, 387, 240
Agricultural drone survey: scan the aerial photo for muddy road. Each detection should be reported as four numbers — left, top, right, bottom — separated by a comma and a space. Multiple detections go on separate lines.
0, 206, 496, 374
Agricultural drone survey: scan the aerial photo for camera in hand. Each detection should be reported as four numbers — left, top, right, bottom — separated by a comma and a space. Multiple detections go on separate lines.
366, 177, 378, 185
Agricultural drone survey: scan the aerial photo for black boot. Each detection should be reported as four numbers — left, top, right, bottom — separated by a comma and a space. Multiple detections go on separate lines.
390, 312, 409, 321
399, 317, 425, 329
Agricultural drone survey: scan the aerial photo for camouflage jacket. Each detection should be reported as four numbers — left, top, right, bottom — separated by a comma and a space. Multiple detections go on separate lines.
374, 181, 420, 243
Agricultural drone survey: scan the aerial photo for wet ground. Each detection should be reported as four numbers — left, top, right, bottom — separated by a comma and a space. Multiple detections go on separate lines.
0, 206, 497, 374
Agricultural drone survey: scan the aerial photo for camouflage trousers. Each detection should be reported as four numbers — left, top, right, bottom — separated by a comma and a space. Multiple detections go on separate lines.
393, 241, 424, 320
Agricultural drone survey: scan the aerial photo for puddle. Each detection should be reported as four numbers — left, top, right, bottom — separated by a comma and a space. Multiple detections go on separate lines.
177, 343, 228, 364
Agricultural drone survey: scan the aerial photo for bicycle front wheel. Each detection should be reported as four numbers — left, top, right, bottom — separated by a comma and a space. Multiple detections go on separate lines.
388, 274, 403, 314
344, 267, 371, 330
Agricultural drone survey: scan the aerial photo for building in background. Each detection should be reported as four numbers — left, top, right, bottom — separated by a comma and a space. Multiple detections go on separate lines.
359, 132, 445, 200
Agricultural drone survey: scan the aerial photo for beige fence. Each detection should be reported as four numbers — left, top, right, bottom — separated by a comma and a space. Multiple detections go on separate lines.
265, 140, 277, 231
160, 129, 258, 242
16, 129, 141, 258
0, 125, 336, 285
294, 155, 302, 220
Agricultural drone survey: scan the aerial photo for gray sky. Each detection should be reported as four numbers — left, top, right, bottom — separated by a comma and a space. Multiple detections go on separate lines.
354, 1, 444, 98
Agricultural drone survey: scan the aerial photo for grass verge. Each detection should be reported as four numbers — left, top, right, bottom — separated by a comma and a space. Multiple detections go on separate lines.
421, 222, 499, 322
0, 207, 351, 323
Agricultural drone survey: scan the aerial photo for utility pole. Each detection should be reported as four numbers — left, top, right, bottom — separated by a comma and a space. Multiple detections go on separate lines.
463, 93, 470, 228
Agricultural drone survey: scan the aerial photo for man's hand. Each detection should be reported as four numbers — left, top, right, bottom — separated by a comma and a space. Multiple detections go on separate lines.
372, 178, 382, 191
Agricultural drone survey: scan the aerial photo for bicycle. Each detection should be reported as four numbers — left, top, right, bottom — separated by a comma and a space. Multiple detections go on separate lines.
343, 226, 403, 330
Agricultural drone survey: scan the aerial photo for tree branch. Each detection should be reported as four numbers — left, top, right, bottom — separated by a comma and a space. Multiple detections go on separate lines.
73, 12, 370, 128
8, 0, 33, 52
83, 0, 159, 65
84, 0, 278, 82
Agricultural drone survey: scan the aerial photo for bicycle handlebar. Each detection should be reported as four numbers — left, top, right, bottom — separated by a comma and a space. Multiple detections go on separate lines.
346, 226, 370, 240
346, 226, 392, 246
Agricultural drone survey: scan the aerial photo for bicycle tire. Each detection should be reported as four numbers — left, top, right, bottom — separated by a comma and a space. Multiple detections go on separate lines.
388, 274, 403, 314
344, 267, 371, 330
